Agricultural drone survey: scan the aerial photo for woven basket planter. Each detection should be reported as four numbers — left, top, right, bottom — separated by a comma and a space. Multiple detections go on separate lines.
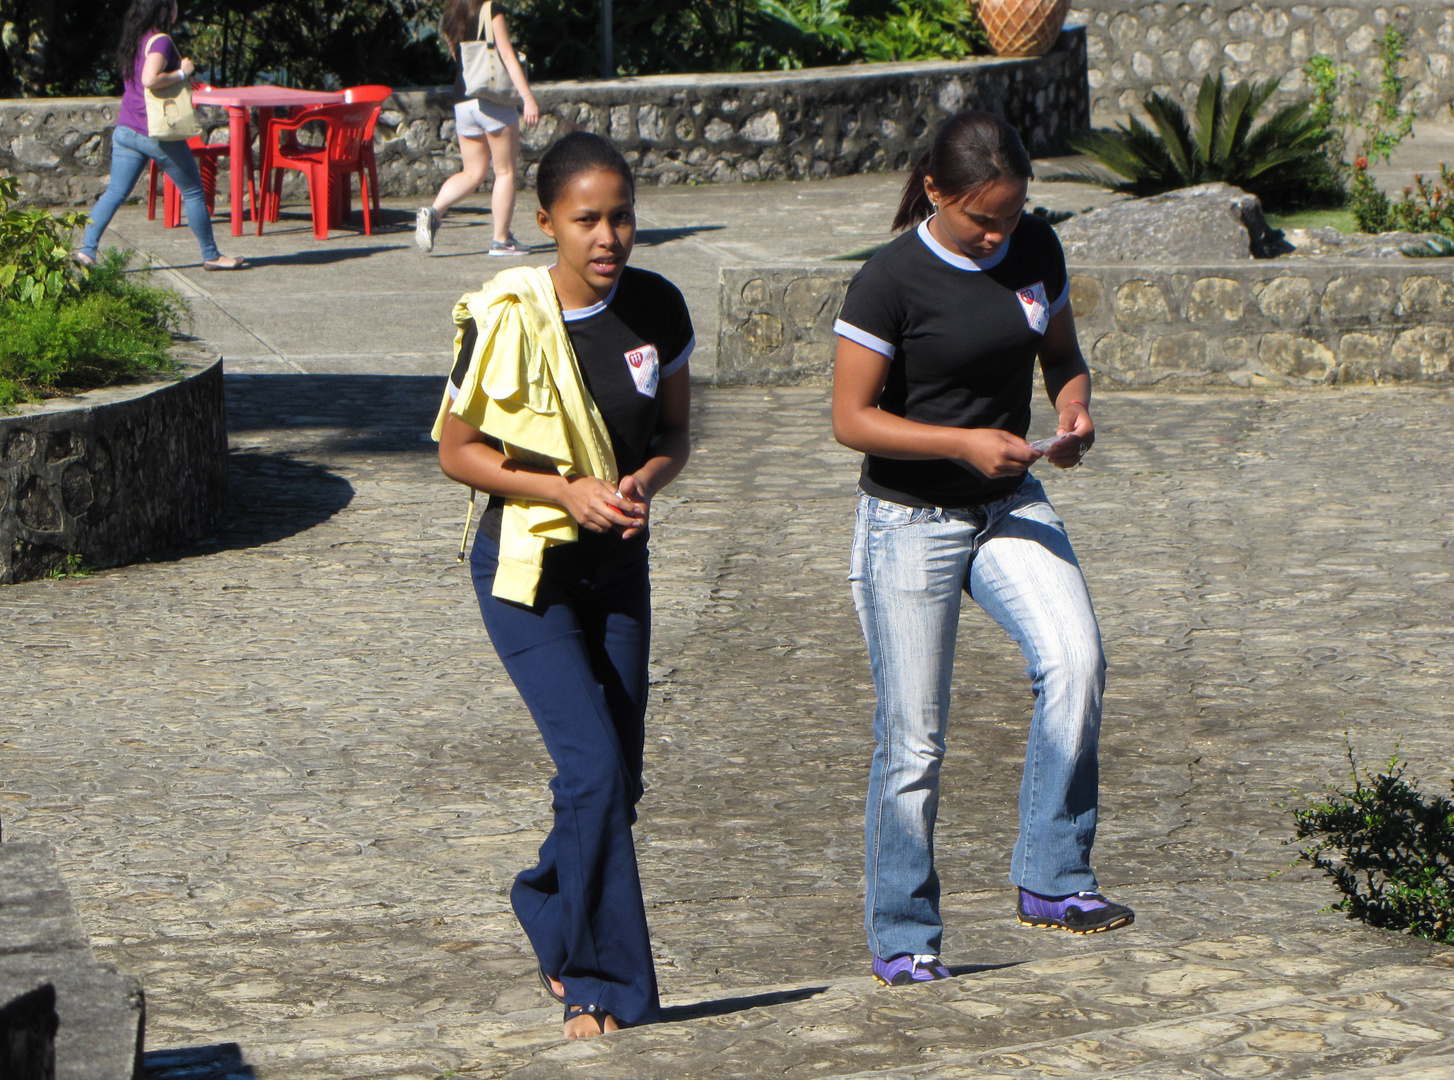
976, 0, 1071, 57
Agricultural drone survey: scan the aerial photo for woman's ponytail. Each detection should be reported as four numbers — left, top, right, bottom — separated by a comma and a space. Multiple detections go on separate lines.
890, 111, 1034, 233
892, 151, 936, 233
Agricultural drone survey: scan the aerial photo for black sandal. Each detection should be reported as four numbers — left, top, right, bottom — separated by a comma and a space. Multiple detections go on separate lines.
538, 967, 565, 1003
563, 1003, 611, 1034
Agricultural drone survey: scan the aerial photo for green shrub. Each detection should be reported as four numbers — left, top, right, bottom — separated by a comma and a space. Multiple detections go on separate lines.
1304, 26, 1418, 235
1, 236, 189, 411
1349, 160, 1454, 240
1066, 73, 1341, 212
1293, 744, 1454, 946
0, 175, 87, 305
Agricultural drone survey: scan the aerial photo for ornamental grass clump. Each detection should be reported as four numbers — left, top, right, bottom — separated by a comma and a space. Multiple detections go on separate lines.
1065, 72, 1342, 212
1293, 744, 1454, 946
0, 176, 188, 410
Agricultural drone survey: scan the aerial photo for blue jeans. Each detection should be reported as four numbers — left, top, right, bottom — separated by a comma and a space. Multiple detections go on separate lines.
81, 126, 221, 262
849, 475, 1106, 960
470, 531, 660, 1026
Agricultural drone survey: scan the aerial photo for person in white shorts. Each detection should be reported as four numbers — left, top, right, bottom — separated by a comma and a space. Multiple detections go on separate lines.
418, 0, 539, 255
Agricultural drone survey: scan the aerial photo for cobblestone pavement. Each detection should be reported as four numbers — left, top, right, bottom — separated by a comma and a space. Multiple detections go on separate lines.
4, 372, 1453, 1077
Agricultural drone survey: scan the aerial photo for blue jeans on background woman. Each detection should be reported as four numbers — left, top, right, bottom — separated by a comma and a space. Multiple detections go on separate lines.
80, 126, 221, 263
850, 474, 1107, 962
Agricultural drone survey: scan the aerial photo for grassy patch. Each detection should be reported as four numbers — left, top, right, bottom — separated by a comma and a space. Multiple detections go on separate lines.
1266, 208, 1359, 233
0, 248, 189, 411
45, 554, 96, 579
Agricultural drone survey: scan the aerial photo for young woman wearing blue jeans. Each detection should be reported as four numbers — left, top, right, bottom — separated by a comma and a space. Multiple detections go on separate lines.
76, 0, 244, 271
832, 111, 1133, 988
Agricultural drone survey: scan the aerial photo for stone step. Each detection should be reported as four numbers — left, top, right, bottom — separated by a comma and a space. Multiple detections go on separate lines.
0, 843, 145, 1080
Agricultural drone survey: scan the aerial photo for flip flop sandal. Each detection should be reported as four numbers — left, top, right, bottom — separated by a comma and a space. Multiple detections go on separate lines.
73, 251, 98, 268
203, 257, 248, 271
563, 1003, 611, 1034
538, 967, 565, 1004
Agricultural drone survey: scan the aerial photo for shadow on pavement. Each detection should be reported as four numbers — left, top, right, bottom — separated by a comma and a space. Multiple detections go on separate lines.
224, 374, 441, 439
217, 451, 356, 549
659, 984, 827, 1023
947, 961, 1024, 978
234, 244, 408, 268
144, 1042, 256, 1079
636, 224, 727, 247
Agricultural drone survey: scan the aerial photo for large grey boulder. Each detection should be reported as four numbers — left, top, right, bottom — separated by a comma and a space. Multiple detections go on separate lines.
1054, 182, 1290, 262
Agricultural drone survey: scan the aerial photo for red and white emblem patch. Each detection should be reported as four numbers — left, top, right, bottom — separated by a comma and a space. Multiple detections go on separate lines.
1017, 281, 1050, 335
624, 344, 659, 398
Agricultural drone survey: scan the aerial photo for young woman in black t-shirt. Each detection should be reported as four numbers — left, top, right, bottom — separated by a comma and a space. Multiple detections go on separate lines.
437, 133, 692, 1037
832, 111, 1133, 987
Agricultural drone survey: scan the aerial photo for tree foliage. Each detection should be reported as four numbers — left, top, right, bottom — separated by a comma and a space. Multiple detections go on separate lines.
3, 0, 985, 96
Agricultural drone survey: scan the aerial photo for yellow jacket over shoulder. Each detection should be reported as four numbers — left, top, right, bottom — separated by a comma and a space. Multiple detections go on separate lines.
432, 266, 618, 606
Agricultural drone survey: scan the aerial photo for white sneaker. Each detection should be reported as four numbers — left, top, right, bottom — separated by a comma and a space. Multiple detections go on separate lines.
414, 207, 439, 252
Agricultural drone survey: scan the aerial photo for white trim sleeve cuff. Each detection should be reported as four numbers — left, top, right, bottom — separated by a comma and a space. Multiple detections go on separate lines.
834, 319, 896, 359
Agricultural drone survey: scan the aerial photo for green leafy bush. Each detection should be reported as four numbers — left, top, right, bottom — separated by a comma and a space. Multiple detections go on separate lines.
1294, 745, 1454, 946
1066, 73, 1341, 212
1304, 26, 1420, 235
0, 177, 188, 410
1350, 161, 1454, 239
0, 174, 87, 304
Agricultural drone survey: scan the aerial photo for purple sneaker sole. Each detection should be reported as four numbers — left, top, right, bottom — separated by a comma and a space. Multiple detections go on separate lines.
1017, 890, 1135, 934
872, 953, 952, 987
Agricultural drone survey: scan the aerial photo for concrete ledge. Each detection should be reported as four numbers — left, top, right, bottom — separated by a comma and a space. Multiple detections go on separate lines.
0, 843, 144, 1080
717, 260, 1454, 388
0, 349, 227, 584
4, 30, 1087, 204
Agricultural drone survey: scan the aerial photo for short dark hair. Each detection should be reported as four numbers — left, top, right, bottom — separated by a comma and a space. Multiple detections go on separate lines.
536, 131, 635, 211
893, 111, 1034, 232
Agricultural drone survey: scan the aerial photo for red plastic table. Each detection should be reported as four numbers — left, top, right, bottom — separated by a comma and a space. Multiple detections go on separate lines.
193, 86, 346, 236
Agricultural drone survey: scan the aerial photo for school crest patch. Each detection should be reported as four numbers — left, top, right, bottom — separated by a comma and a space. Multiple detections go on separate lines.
624, 343, 659, 398
1017, 281, 1050, 335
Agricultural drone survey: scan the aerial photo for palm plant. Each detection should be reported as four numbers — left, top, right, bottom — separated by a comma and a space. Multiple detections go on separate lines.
1068, 73, 1342, 211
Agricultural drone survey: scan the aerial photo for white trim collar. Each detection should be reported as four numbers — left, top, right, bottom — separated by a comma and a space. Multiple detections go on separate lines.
558, 278, 619, 322
916, 217, 1011, 271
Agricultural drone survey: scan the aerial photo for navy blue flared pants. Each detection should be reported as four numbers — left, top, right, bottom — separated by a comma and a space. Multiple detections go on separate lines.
471, 530, 659, 1026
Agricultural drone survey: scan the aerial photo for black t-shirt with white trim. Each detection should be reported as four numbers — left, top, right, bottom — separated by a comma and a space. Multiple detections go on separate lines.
449, 265, 694, 543
834, 212, 1070, 508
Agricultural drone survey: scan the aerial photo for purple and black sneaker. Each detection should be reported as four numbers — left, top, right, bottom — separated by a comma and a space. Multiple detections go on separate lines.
872, 953, 952, 987
1017, 888, 1134, 934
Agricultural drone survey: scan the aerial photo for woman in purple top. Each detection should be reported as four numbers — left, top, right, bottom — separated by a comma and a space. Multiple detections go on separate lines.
76, 0, 245, 271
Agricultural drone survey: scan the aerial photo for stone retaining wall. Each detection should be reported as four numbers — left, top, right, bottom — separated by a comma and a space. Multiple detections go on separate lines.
1071, 1, 1454, 123
717, 261, 1454, 388
0, 350, 227, 584
2, 30, 1087, 206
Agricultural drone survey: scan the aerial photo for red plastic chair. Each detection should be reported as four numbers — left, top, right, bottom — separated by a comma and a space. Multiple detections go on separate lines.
343, 85, 391, 214
258, 101, 377, 239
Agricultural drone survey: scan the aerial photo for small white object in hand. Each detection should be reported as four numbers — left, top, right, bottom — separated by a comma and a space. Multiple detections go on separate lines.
1028, 433, 1080, 454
